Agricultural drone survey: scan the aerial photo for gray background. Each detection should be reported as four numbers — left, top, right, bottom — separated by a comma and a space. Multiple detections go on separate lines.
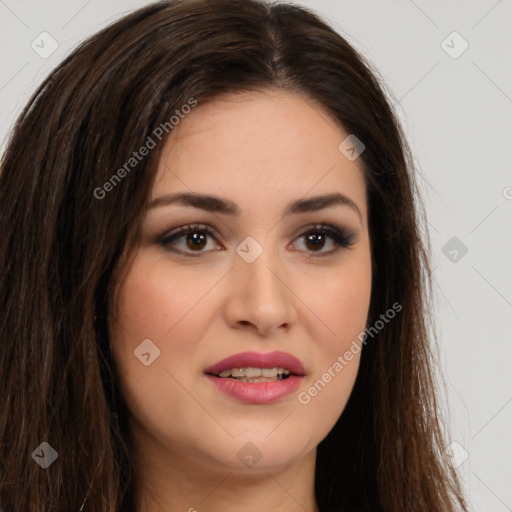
1, 1, 511, 510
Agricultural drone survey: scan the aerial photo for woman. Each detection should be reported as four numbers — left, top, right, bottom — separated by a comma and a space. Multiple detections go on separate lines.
0, 0, 469, 511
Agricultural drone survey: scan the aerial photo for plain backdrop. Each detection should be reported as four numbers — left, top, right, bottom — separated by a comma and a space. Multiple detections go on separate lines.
1, 1, 511, 510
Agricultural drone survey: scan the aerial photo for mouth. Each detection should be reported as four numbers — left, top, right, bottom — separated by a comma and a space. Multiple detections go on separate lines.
204, 351, 306, 404
209, 366, 295, 383
204, 350, 306, 379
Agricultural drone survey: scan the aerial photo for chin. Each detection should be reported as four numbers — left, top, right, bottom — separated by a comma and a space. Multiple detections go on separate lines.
203, 433, 315, 473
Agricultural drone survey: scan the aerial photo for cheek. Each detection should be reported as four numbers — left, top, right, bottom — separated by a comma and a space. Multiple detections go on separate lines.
114, 257, 195, 339
109, 256, 205, 400
303, 250, 372, 350
112, 254, 226, 359
295, 251, 371, 421
295, 283, 367, 436
109, 257, 214, 444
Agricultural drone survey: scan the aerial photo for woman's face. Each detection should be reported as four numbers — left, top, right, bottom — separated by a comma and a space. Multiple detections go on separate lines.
111, 90, 372, 475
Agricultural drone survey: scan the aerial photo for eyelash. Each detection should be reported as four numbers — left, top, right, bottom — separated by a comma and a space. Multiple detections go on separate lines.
156, 223, 355, 258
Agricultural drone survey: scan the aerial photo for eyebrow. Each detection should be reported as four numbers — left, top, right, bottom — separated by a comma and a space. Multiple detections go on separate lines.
146, 192, 363, 222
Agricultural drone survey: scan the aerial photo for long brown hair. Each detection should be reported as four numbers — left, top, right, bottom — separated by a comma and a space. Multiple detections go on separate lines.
0, 0, 468, 510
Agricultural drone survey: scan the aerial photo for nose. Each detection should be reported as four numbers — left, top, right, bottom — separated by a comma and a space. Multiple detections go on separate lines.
224, 246, 298, 337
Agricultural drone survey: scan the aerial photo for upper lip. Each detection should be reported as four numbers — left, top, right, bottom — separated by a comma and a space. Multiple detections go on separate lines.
205, 350, 306, 376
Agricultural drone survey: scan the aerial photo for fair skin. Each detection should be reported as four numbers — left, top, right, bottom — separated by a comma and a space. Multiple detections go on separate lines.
111, 90, 372, 512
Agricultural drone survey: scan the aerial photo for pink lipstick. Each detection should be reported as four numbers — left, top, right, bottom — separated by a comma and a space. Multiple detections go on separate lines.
204, 350, 305, 404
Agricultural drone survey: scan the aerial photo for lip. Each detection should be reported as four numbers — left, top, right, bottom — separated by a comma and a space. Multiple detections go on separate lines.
205, 374, 303, 404
204, 350, 306, 405
204, 350, 306, 376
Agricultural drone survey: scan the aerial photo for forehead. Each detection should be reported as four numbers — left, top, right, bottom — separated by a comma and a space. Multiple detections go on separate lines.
151, 90, 367, 220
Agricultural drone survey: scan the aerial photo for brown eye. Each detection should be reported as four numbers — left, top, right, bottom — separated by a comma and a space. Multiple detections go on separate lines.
157, 224, 222, 256
292, 225, 355, 256
185, 231, 208, 251
157, 223, 354, 258
304, 232, 327, 251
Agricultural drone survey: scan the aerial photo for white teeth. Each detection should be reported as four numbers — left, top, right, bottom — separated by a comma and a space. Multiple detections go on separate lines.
217, 366, 291, 378
232, 376, 283, 383
245, 367, 262, 378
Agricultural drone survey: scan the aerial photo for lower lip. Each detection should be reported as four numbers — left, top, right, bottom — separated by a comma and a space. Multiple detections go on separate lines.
205, 374, 303, 404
